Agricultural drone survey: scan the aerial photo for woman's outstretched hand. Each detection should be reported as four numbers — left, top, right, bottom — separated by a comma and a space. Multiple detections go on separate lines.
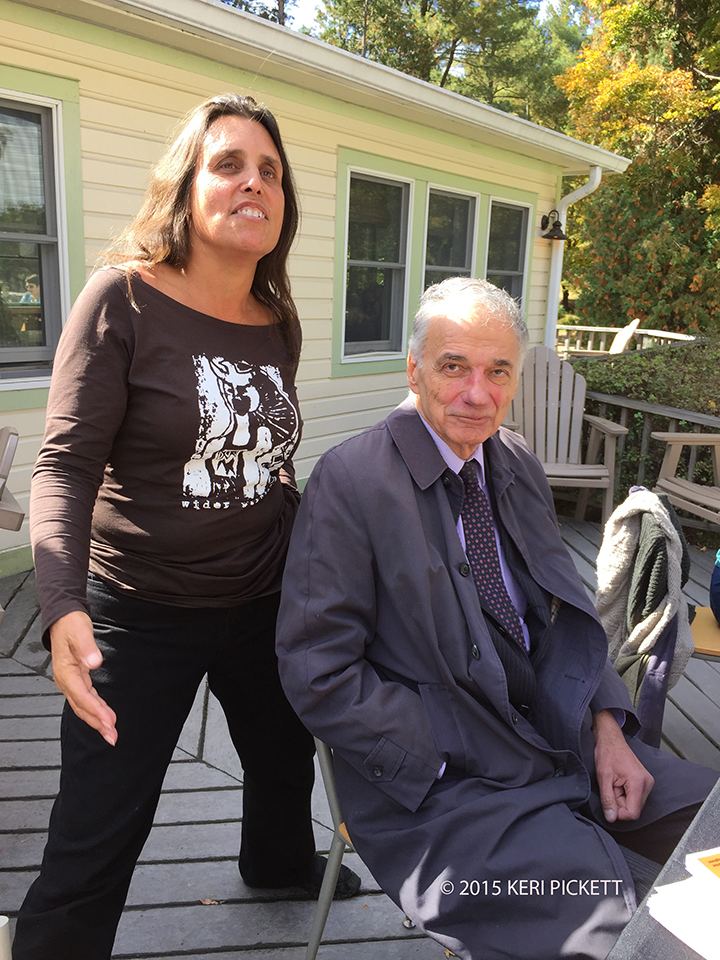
50, 611, 117, 745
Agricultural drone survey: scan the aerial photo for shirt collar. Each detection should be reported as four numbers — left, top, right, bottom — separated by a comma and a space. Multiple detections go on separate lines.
417, 413, 486, 486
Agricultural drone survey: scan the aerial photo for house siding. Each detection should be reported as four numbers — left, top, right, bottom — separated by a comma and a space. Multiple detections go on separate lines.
0, 0, 560, 570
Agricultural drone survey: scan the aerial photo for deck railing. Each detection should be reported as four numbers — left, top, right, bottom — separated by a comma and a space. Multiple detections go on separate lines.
585, 392, 720, 506
556, 324, 696, 357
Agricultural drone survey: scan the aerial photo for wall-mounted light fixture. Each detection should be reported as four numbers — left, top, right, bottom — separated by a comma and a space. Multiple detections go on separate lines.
541, 210, 568, 241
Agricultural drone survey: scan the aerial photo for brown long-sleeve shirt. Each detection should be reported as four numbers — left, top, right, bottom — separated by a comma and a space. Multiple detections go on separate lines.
31, 268, 302, 640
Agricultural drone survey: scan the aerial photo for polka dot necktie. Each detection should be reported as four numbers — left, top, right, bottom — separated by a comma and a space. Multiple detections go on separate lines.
459, 461, 525, 648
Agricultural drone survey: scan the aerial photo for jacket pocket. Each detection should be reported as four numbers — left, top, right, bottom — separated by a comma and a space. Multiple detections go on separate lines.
418, 683, 467, 776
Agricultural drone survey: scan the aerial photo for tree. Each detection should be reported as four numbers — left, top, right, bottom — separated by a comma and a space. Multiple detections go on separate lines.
566, 159, 720, 332
313, 0, 571, 124
310, 0, 594, 126
221, 0, 296, 27
437, 0, 546, 114
314, 0, 438, 79
555, 0, 720, 333
524, 0, 591, 130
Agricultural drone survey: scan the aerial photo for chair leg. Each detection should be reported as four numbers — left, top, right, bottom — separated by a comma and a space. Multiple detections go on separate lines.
306, 738, 350, 960
601, 482, 614, 528
574, 489, 590, 523
305, 830, 347, 960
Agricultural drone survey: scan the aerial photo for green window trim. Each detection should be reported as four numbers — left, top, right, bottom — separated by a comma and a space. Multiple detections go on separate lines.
0, 65, 85, 384
332, 147, 538, 379
341, 167, 414, 364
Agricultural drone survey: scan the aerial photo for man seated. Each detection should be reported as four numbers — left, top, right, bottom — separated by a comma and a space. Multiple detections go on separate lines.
276, 277, 717, 960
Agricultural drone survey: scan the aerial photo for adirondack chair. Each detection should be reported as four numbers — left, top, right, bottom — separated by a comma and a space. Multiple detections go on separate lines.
0, 425, 25, 629
508, 346, 628, 525
0, 426, 24, 533
651, 431, 720, 528
651, 431, 720, 658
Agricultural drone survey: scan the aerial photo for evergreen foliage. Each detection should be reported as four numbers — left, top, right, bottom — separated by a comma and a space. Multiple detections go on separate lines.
312, 0, 586, 125
221, 0, 296, 26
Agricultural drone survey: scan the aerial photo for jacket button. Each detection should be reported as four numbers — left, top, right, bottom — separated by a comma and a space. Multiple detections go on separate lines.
471, 644, 480, 660
511, 713, 519, 724
372, 765, 383, 778
442, 476, 450, 486
554, 768, 566, 777
460, 562, 471, 577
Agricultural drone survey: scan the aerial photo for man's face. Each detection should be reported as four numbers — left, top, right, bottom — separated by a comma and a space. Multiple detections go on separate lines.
407, 310, 520, 460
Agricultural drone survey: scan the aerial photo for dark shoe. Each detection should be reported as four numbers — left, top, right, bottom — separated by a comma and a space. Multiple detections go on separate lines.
301, 853, 361, 900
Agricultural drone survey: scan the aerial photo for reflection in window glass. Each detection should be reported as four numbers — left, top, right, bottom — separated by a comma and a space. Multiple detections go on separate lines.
345, 174, 409, 356
486, 201, 528, 300
0, 241, 44, 347
0, 96, 59, 366
0, 106, 46, 234
424, 190, 474, 288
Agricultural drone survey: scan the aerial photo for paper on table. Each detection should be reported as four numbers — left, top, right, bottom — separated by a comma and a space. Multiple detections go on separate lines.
686, 846, 720, 885
646, 847, 720, 960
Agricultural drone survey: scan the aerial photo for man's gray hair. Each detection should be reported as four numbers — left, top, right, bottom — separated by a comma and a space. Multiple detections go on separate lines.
409, 277, 529, 368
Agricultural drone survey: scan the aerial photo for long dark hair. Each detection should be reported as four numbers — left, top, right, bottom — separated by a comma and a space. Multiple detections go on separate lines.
104, 93, 301, 366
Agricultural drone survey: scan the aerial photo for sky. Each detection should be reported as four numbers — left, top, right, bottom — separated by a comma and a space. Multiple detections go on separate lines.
289, 0, 320, 30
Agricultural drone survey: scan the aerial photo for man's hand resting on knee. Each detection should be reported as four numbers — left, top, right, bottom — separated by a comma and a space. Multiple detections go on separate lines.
592, 709, 654, 823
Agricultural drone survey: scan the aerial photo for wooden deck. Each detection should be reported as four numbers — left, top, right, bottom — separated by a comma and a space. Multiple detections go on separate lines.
0, 571, 438, 959
1, 518, 719, 957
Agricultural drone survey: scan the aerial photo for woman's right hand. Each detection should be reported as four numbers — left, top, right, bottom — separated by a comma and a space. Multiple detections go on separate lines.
50, 611, 118, 745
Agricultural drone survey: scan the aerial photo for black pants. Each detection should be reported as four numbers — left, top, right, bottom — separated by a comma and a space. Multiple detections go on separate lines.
13, 577, 316, 960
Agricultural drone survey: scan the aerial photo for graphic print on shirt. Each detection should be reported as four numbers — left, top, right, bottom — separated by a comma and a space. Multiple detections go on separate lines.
182, 355, 299, 510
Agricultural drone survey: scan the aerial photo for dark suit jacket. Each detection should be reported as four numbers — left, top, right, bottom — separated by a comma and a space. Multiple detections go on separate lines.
276, 398, 715, 958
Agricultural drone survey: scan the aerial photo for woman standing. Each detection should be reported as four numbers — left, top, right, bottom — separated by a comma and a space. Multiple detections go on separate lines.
14, 93, 359, 960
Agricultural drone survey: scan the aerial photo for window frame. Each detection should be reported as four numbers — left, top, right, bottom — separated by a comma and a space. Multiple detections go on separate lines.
0, 75, 79, 386
483, 197, 533, 306
332, 148, 538, 378
341, 166, 414, 363
422, 183, 479, 290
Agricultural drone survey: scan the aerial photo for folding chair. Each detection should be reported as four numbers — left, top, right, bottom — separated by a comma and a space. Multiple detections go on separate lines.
305, 738, 355, 960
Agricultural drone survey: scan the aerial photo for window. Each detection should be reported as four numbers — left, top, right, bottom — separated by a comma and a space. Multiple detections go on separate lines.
486, 200, 529, 301
333, 149, 538, 376
0, 95, 63, 371
424, 189, 475, 288
344, 172, 410, 357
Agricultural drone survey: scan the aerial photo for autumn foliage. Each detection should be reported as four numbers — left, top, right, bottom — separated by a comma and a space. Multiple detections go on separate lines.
556, 0, 720, 334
